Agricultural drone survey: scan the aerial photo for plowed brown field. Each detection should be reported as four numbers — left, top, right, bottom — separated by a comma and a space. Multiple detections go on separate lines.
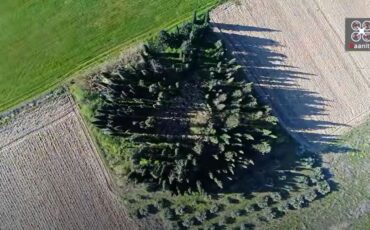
0, 92, 137, 230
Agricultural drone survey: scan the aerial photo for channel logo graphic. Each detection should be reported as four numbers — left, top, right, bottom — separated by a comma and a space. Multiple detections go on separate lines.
345, 18, 370, 51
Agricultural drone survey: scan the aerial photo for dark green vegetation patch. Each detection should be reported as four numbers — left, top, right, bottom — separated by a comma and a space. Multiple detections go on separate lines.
92, 13, 277, 194
72, 13, 333, 230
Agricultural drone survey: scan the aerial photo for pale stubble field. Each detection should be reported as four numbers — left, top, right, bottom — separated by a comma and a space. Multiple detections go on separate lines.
211, 0, 370, 151
0, 92, 137, 230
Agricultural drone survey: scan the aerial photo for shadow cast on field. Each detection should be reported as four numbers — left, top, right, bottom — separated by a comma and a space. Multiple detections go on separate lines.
213, 22, 355, 155
206, 23, 357, 211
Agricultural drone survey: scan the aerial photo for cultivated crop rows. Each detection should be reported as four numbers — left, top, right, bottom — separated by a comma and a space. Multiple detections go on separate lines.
0, 94, 137, 230
211, 0, 370, 151
0, 93, 73, 148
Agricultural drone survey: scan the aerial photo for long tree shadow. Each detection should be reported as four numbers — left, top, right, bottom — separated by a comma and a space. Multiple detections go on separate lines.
207, 23, 357, 215
212, 22, 354, 154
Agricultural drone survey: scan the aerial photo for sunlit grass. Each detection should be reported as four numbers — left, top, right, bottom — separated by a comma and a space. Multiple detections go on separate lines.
0, 0, 217, 111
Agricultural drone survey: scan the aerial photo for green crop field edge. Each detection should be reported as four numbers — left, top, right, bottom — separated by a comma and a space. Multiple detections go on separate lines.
0, 1, 218, 113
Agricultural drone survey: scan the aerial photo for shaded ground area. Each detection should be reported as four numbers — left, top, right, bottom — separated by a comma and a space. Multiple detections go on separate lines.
0, 91, 137, 230
211, 0, 370, 151
210, 1, 370, 229
256, 118, 370, 230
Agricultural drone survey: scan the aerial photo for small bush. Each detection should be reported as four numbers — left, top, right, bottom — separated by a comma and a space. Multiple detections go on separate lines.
251, 203, 261, 211
317, 180, 331, 195
264, 209, 276, 221
258, 209, 276, 222
235, 209, 247, 217
309, 176, 318, 186
263, 195, 273, 205
244, 206, 254, 214
303, 190, 318, 202
288, 195, 305, 210
270, 192, 282, 202
182, 217, 195, 228
295, 176, 309, 188
313, 167, 325, 181
277, 202, 289, 214
256, 199, 268, 209
288, 200, 300, 210
271, 207, 285, 219
230, 210, 243, 218
258, 215, 268, 222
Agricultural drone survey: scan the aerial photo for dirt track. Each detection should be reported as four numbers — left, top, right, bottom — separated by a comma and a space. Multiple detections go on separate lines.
0, 92, 137, 230
211, 0, 370, 151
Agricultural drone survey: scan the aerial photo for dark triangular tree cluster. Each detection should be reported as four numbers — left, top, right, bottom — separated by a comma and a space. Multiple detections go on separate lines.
92, 12, 277, 194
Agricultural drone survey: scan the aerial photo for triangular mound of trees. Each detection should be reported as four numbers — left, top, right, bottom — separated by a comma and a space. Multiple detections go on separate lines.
92, 12, 277, 194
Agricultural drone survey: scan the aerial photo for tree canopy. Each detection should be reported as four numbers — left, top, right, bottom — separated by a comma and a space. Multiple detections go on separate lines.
92, 12, 277, 194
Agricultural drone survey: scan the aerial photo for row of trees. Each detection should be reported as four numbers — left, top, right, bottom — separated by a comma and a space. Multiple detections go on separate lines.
93, 12, 277, 194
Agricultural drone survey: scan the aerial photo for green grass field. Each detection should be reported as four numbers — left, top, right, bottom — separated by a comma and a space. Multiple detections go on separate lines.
0, 0, 217, 112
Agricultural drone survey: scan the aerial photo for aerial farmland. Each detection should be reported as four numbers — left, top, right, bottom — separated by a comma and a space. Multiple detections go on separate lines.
0, 92, 138, 229
2, 0, 370, 229
211, 0, 370, 151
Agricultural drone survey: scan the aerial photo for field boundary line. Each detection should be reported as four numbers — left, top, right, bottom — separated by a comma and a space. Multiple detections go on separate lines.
0, 108, 74, 152
67, 94, 120, 198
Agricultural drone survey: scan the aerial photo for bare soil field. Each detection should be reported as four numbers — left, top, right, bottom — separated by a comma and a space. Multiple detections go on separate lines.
0, 92, 137, 230
211, 0, 370, 151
